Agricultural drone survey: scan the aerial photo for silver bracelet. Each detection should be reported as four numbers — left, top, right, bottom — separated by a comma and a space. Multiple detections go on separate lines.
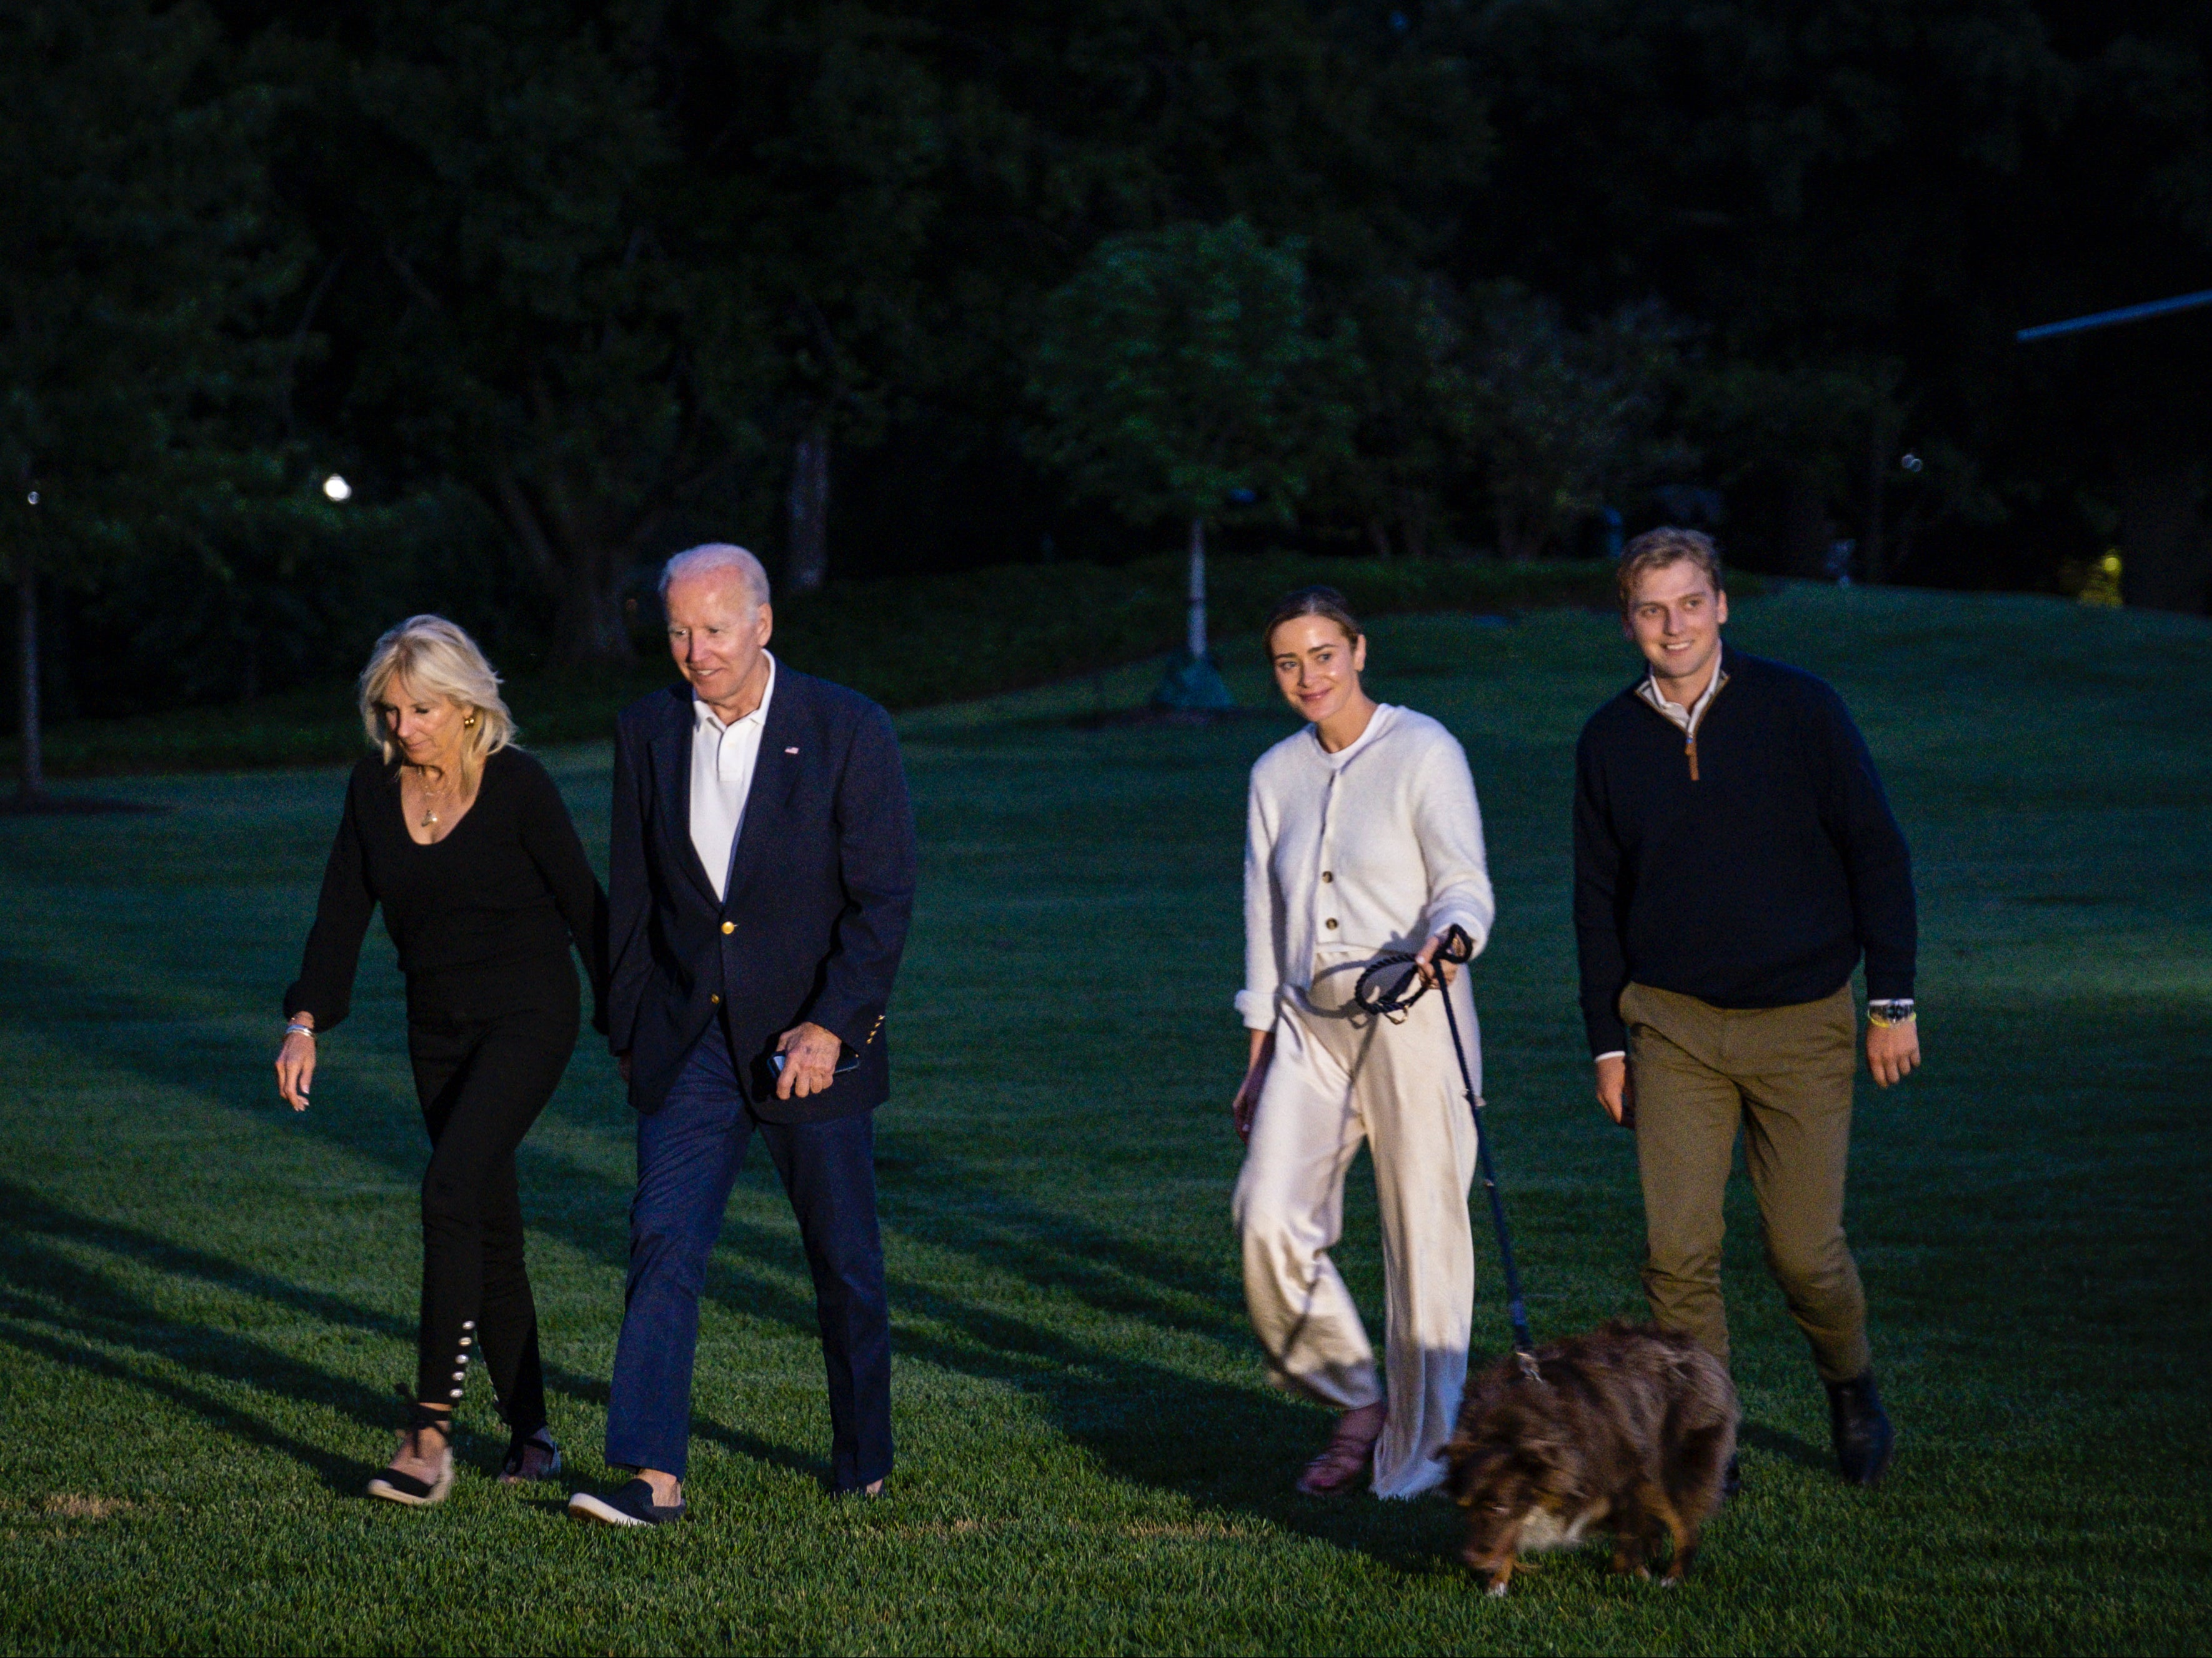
284, 1023, 316, 1040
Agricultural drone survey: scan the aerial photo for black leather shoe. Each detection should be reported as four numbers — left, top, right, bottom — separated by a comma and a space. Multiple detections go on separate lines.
567, 1479, 684, 1527
1826, 1369, 1896, 1486
1720, 1453, 1742, 1501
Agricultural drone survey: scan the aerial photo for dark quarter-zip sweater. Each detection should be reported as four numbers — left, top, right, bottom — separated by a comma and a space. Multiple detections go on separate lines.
1573, 647, 1916, 1056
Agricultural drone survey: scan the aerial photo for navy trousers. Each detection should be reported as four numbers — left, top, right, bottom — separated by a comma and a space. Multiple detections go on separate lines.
604, 1023, 892, 1489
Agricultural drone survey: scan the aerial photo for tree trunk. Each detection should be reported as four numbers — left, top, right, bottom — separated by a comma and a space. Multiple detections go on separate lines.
1497, 501, 1544, 562
1779, 464, 1834, 580
17, 559, 42, 800
786, 424, 830, 595
550, 538, 635, 666
1397, 490, 1430, 562
2116, 452, 2211, 613
488, 471, 635, 667
1187, 515, 1208, 658
1860, 424, 1889, 584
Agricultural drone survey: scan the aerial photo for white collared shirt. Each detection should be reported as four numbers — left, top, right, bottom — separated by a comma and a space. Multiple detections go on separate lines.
690, 653, 777, 901
1636, 652, 1728, 736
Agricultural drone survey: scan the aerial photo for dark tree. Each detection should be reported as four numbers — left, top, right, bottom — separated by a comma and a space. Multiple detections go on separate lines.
1029, 218, 1354, 700
0, 0, 289, 796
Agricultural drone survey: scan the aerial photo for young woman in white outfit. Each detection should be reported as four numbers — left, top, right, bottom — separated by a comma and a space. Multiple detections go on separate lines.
1231, 587, 1495, 1498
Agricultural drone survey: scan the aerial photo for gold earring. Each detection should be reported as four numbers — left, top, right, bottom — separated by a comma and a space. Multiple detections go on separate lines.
463, 713, 477, 728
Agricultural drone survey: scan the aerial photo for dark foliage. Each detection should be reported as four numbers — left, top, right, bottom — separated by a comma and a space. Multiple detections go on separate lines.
7, 0, 2209, 732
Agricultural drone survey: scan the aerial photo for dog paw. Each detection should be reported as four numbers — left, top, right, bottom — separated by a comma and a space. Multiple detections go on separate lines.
1487, 1581, 1509, 1599
1660, 1576, 1683, 1591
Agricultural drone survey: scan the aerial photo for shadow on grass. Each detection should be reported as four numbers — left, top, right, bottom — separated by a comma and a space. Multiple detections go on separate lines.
0, 1176, 844, 1497
7, 996, 1463, 1569
0, 1194, 384, 1494
1738, 1421, 1828, 1473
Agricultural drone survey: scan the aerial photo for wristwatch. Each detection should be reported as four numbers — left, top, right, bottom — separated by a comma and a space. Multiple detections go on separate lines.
1866, 999, 1916, 1028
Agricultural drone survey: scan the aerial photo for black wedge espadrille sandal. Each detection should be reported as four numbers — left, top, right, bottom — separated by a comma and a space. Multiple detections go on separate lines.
366, 1404, 455, 1507
499, 1425, 562, 1486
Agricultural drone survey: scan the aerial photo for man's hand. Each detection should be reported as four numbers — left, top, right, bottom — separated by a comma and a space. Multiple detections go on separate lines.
775, 1021, 844, 1100
1595, 1054, 1635, 1129
1866, 1018, 1921, 1087
1232, 1030, 1276, 1143
1412, 932, 1460, 990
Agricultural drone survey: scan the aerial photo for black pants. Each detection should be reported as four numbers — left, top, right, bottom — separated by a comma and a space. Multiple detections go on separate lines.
407, 965, 579, 1431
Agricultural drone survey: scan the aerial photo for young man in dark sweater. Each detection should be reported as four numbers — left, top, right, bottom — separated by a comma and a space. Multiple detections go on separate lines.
1574, 527, 1919, 1487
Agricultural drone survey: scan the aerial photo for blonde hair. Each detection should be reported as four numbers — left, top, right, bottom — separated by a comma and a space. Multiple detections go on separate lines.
357, 615, 515, 788
1618, 527, 1725, 614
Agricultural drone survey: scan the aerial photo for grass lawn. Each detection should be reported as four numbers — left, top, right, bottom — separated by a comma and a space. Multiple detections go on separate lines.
0, 583, 2206, 1655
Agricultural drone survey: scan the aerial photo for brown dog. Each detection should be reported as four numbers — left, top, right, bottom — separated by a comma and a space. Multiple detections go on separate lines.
1441, 1321, 1737, 1594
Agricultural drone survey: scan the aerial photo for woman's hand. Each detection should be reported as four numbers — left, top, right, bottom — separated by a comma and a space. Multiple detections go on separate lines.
276, 1016, 316, 1111
1413, 932, 1459, 990
1232, 1030, 1275, 1143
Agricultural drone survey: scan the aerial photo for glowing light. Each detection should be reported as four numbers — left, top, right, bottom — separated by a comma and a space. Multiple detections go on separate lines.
322, 474, 352, 502
26, 491, 38, 505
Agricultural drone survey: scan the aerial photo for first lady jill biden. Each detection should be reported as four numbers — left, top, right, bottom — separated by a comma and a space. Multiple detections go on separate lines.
276, 617, 607, 1507
1231, 587, 1496, 1499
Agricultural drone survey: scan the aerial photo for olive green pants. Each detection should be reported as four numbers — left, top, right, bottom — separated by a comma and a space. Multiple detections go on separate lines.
1623, 981, 1872, 1382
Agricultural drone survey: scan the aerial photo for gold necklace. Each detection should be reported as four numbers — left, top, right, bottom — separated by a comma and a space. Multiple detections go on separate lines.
412, 766, 456, 828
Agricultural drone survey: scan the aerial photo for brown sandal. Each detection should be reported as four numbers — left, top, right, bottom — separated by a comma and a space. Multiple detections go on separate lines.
1296, 1408, 1385, 1497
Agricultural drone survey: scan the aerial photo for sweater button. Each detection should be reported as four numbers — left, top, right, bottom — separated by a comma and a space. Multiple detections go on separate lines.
721, 921, 735, 935
1325, 918, 1338, 930
1321, 871, 1333, 883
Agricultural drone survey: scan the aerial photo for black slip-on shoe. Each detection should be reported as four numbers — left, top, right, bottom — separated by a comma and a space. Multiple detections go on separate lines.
567, 1479, 684, 1527
1826, 1369, 1897, 1487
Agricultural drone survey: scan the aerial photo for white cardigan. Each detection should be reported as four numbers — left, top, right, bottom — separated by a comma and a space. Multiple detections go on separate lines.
1237, 704, 1495, 1031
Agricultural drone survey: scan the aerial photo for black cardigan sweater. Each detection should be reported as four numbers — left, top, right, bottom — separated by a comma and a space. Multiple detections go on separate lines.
284, 748, 609, 1031
1573, 647, 1916, 1056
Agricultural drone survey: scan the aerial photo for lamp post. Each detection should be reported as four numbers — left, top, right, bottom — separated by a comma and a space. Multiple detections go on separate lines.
16, 487, 42, 803
1152, 490, 1251, 713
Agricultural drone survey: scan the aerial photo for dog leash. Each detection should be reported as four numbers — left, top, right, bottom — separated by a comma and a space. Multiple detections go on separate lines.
1355, 924, 1539, 1374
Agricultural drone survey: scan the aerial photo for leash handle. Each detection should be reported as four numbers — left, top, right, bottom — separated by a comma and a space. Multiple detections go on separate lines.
1351, 923, 1480, 1019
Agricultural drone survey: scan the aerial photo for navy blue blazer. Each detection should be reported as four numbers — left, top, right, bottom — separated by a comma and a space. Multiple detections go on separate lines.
606, 666, 917, 1121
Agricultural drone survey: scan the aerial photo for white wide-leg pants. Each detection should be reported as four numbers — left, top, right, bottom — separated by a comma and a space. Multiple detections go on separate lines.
1232, 948, 1480, 1499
